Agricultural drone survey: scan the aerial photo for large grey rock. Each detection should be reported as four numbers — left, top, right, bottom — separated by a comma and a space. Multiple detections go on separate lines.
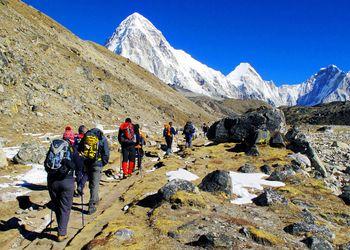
207, 107, 286, 144
302, 236, 334, 250
0, 149, 8, 168
288, 153, 311, 167
253, 188, 288, 206
114, 228, 134, 241
159, 179, 196, 201
284, 222, 334, 241
270, 131, 286, 148
286, 126, 327, 177
238, 163, 256, 173
199, 170, 232, 195
339, 185, 350, 205
13, 142, 47, 165
267, 165, 295, 182
101, 94, 112, 110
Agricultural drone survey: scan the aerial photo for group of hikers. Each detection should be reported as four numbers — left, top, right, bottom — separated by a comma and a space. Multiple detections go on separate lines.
44, 118, 207, 241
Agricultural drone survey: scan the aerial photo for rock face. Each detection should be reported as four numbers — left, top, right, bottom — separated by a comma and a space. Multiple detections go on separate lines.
158, 179, 196, 201
207, 107, 286, 144
13, 142, 47, 165
199, 170, 232, 195
0, 149, 8, 168
302, 236, 334, 250
286, 126, 327, 177
253, 188, 288, 206
339, 185, 350, 205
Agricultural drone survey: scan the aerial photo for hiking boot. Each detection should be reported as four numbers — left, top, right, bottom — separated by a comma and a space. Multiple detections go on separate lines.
88, 205, 97, 215
57, 234, 68, 242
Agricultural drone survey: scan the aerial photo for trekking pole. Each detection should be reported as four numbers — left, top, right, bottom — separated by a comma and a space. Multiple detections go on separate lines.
50, 209, 53, 229
81, 193, 85, 227
138, 148, 142, 178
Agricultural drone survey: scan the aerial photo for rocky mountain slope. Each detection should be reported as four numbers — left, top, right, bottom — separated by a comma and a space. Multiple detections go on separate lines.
0, 0, 213, 144
281, 101, 350, 125
106, 13, 350, 107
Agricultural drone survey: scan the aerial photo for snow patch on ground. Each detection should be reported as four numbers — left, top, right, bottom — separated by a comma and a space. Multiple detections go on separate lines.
15, 164, 47, 185
2, 146, 20, 159
166, 168, 199, 182
229, 172, 285, 205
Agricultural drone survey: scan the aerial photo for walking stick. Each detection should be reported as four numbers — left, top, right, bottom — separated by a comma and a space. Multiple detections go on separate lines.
50, 209, 53, 229
81, 193, 85, 227
137, 148, 142, 178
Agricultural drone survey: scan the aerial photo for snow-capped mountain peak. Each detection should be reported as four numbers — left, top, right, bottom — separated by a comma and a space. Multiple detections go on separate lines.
106, 13, 350, 107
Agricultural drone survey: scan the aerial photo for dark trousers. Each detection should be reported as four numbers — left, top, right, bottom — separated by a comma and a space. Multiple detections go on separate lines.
85, 160, 102, 206
75, 156, 88, 193
48, 176, 74, 236
122, 146, 136, 163
185, 135, 193, 148
165, 136, 173, 154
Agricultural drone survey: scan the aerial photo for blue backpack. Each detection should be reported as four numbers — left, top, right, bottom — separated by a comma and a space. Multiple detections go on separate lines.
45, 139, 72, 179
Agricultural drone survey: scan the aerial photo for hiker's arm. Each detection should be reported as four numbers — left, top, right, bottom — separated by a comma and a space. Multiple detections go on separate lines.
101, 137, 110, 166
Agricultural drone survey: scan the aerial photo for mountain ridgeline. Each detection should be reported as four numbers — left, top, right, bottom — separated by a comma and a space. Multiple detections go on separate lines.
106, 13, 350, 107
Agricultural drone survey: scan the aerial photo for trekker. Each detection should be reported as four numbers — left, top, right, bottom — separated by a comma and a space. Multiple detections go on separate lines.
183, 121, 196, 148
62, 125, 75, 146
134, 124, 146, 173
118, 118, 136, 178
79, 125, 109, 215
74, 125, 88, 197
202, 123, 209, 138
163, 122, 177, 155
45, 138, 76, 242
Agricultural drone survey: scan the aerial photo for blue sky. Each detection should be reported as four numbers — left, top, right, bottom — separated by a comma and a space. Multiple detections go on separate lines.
23, 0, 350, 85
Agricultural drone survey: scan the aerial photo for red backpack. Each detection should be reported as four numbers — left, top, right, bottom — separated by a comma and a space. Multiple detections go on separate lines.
119, 122, 136, 142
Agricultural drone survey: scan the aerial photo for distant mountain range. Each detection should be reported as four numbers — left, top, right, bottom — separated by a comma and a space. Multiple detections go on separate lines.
105, 13, 350, 106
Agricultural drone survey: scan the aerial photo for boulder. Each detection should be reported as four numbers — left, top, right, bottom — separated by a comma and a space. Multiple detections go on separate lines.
114, 228, 134, 241
267, 165, 295, 182
284, 222, 334, 241
0, 149, 8, 168
253, 188, 288, 206
260, 165, 272, 175
339, 185, 350, 205
288, 153, 311, 167
158, 179, 196, 201
199, 170, 232, 195
302, 236, 334, 250
101, 94, 112, 110
207, 107, 286, 144
238, 163, 256, 173
13, 142, 47, 165
270, 132, 286, 148
286, 126, 327, 177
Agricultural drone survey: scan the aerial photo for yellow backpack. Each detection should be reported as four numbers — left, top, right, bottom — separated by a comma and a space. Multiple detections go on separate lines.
83, 134, 99, 159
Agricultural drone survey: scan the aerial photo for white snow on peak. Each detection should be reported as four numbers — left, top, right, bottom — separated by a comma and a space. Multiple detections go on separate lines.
106, 13, 350, 106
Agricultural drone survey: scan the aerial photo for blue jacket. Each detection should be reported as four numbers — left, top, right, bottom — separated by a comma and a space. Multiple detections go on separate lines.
163, 127, 177, 138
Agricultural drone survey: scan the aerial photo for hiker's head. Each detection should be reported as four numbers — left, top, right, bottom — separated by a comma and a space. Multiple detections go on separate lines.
63, 129, 75, 145
125, 118, 132, 123
169, 122, 173, 126
78, 125, 88, 135
65, 125, 73, 132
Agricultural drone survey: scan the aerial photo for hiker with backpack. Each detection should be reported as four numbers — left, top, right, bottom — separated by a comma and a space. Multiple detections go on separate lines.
74, 125, 88, 197
63, 125, 76, 146
183, 121, 196, 148
202, 123, 209, 138
163, 122, 177, 155
78, 125, 109, 215
118, 118, 136, 178
134, 124, 146, 175
44, 138, 76, 242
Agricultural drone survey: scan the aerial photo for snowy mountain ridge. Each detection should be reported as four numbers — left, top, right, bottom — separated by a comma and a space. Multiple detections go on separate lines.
106, 13, 350, 106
